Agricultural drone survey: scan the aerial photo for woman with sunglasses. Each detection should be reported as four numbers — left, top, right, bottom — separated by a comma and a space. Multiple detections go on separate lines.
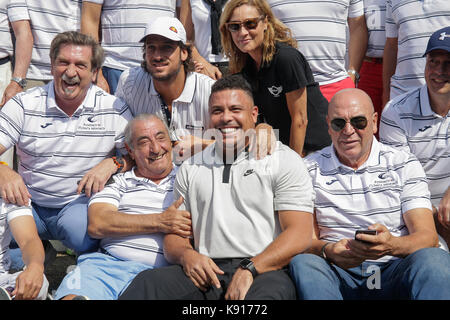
219, 0, 330, 156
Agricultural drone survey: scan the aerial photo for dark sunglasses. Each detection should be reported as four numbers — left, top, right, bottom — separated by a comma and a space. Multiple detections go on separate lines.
330, 116, 368, 131
226, 15, 265, 33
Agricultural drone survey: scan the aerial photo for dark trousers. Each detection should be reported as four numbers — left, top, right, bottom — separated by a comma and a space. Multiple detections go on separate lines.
119, 258, 296, 300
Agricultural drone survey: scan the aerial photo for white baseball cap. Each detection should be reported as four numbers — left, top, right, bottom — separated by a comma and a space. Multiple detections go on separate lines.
140, 17, 187, 44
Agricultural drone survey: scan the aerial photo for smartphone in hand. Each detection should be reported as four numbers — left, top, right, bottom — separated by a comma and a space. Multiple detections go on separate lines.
355, 229, 377, 243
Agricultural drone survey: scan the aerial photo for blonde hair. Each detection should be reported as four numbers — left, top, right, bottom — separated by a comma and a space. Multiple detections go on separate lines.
219, 0, 297, 74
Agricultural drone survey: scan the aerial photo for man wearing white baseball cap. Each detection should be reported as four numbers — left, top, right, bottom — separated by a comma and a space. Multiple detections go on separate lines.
116, 16, 216, 163
139, 16, 187, 44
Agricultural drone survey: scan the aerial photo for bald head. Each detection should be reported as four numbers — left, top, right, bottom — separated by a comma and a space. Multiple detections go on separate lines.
327, 88, 378, 169
329, 88, 375, 117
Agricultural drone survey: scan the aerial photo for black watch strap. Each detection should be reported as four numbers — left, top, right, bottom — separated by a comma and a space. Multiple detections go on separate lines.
239, 258, 258, 278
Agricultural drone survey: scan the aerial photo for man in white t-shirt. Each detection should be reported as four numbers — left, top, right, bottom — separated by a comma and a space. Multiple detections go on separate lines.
81, 0, 177, 94
0, 200, 48, 300
289, 88, 450, 300
119, 74, 314, 300
380, 26, 450, 248
54, 114, 192, 300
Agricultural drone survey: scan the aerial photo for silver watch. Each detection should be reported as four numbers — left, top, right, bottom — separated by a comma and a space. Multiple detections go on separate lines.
11, 77, 27, 89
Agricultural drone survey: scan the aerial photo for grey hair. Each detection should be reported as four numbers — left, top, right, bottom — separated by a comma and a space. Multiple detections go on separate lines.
124, 113, 170, 149
50, 31, 104, 71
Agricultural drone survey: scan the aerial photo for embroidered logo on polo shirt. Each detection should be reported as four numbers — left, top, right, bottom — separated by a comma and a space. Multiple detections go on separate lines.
40, 122, 53, 129
377, 172, 393, 180
87, 115, 98, 123
418, 125, 431, 132
326, 179, 338, 185
267, 85, 283, 98
79, 115, 105, 131
243, 169, 255, 177
371, 172, 397, 189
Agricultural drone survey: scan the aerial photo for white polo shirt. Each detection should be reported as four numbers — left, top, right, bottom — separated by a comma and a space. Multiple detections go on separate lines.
83, 0, 176, 71
268, 0, 364, 85
0, 83, 133, 208
379, 85, 449, 207
89, 166, 177, 267
0, 199, 32, 273
363, 0, 386, 58
24, 0, 82, 80
115, 68, 214, 140
306, 138, 432, 262
174, 141, 315, 259
0, 0, 29, 59
385, 0, 450, 98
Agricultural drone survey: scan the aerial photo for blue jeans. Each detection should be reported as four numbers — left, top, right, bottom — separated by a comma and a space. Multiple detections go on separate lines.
102, 66, 123, 95
32, 196, 99, 253
289, 248, 450, 300
54, 252, 152, 300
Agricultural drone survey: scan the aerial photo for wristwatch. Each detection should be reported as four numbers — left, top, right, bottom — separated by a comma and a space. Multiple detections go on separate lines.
239, 258, 258, 278
347, 69, 360, 83
11, 77, 27, 89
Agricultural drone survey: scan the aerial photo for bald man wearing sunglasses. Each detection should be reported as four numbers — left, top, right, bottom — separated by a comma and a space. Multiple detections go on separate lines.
288, 88, 450, 300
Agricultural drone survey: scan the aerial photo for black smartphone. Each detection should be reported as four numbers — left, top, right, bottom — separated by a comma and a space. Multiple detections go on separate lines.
355, 229, 377, 240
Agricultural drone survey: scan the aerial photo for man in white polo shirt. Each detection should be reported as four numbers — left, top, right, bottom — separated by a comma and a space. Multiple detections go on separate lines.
115, 16, 216, 163
119, 74, 314, 300
54, 114, 192, 300
381, 0, 449, 105
289, 88, 450, 300
0, 31, 133, 254
380, 26, 450, 248
81, 0, 177, 94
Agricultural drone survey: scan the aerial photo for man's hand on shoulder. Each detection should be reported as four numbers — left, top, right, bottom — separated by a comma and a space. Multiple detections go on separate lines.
250, 123, 277, 160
